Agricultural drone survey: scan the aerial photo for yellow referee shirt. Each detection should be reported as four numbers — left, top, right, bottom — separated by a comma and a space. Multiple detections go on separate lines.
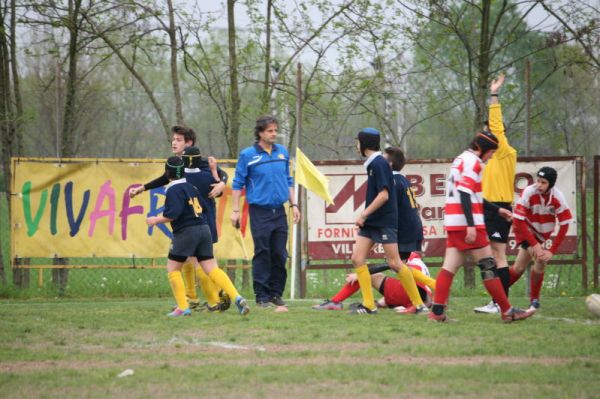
482, 103, 517, 203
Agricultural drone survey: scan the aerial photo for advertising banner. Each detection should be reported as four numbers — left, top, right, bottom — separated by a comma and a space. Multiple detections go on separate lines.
306, 159, 578, 260
11, 158, 255, 260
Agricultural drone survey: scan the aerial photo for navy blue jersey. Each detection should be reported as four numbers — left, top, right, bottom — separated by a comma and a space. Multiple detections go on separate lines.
364, 154, 397, 228
163, 180, 206, 234
185, 169, 219, 243
393, 173, 424, 243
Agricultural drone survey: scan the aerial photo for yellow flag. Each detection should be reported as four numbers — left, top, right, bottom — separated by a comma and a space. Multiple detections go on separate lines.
295, 148, 334, 205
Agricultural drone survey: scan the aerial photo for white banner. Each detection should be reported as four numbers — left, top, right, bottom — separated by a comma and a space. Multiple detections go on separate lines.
306, 159, 578, 260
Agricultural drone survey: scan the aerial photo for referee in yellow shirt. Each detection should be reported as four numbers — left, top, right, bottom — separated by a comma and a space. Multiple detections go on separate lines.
474, 73, 517, 314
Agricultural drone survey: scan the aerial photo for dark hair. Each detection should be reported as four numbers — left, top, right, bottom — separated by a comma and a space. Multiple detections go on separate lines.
254, 115, 278, 141
171, 125, 196, 145
384, 147, 406, 172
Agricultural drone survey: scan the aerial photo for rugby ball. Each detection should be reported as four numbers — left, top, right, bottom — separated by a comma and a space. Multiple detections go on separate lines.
585, 294, 600, 318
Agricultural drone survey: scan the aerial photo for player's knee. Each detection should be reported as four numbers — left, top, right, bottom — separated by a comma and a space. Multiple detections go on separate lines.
351, 254, 365, 267
477, 256, 497, 281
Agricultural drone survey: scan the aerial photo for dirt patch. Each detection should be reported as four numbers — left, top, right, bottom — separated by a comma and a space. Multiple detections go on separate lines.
2, 353, 596, 373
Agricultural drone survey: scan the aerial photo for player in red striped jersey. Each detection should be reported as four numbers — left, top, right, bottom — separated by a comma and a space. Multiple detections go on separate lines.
506, 167, 573, 310
429, 131, 536, 323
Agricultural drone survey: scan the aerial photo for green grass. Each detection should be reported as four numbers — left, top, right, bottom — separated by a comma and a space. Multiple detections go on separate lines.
1, 297, 599, 398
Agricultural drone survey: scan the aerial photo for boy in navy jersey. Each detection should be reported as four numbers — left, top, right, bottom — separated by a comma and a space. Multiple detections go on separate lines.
349, 128, 426, 314
384, 147, 436, 314
146, 157, 249, 317
130, 126, 229, 311
180, 146, 231, 312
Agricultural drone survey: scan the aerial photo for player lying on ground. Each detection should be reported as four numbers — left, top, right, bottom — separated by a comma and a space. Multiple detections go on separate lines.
505, 166, 573, 310
313, 252, 432, 311
145, 156, 249, 317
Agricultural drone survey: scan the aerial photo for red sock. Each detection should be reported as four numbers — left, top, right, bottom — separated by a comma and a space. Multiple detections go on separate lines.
508, 266, 525, 287
433, 268, 454, 306
530, 270, 544, 301
483, 278, 511, 313
331, 282, 360, 303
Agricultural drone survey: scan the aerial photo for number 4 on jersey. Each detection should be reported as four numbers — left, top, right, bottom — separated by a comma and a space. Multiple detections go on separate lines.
188, 197, 203, 217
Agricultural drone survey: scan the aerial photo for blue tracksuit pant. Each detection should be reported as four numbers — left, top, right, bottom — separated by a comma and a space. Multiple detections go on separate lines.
248, 205, 288, 302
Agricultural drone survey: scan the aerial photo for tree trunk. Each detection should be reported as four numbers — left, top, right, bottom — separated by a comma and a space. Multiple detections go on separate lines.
61, 0, 82, 158
261, 0, 273, 114
167, 0, 184, 125
227, 0, 241, 158
0, 2, 15, 285
0, 3, 14, 196
9, 0, 22, 157
474, 0, 492, 130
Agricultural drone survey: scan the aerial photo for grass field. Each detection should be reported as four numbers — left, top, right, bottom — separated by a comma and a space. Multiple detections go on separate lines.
1, 296, 599, 399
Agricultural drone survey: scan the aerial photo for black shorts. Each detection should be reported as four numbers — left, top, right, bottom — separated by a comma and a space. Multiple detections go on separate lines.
484, 202, 512, 243
358, 226, 397, 244
169, 224, 214, 262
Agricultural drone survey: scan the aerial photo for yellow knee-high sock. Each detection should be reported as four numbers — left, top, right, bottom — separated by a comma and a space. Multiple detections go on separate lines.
411, 268, 436, 291
168, 271, 188, 310
208, 268, 240, 301
182, 262, 198, 300
356, 265, 375, 310
196, 267, 220, 306
397, 266, 424, 307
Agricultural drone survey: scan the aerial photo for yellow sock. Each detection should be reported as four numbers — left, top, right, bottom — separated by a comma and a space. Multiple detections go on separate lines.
208, 268, 240, 301
196, 266, 220, 306
182, 262, 198, 300
397, 265, 424, 307
167, 271, 188, 310
356, 265, 375, 310
411, 268, 436, 291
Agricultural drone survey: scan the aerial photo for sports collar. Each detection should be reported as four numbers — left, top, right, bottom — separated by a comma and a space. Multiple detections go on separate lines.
254, 142, 278, 154
184, 168, 200, 173
364, 151, 382, 168
165, 178, 186, 192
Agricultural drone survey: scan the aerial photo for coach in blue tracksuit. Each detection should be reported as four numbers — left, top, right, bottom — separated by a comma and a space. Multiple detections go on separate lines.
230, 115, 301, 308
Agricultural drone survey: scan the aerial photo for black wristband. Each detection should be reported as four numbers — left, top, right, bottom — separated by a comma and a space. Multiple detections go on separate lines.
490, 93, 498, 97
290, 204, 298, 208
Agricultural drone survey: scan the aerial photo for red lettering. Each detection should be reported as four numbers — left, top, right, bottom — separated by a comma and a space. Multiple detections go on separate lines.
421, 206, 444, 221
430, 174, 446, 196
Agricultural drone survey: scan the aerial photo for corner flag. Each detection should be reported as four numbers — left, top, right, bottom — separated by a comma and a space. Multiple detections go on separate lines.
295, 148, 334, 205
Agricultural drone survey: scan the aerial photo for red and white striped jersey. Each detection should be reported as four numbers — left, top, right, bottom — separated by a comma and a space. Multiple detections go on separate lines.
513, 185, 573, 240
444, 150, 485, 231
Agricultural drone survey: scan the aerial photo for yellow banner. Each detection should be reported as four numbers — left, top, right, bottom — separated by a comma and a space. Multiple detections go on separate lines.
10, 158, 265, 260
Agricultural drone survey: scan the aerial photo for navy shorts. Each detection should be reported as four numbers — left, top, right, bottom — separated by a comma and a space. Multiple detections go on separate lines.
398, 240, 422, 253
358, 226, 397, 244
169, 224, 214, 262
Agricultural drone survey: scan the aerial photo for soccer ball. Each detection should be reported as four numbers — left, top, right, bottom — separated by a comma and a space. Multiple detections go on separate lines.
585, 294, 600, 318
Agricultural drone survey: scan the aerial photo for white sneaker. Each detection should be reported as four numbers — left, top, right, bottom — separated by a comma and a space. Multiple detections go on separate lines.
473, 301, 500, 314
